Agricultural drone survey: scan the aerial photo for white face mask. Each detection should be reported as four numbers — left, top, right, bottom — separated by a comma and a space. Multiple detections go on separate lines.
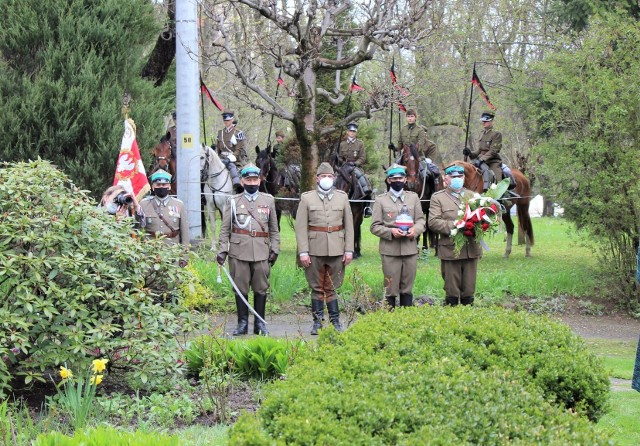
318, 177, 334, 191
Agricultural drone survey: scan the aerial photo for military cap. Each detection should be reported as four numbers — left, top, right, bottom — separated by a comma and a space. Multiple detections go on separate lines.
221, 110, 235, 121
444, 164, 465, 177
275, 130, 285, 138
406, 109, 417, 117
316, 162, 335, 176
240, 163, 261, 178
386, 163, 407, 178
480, 111, 495, 122
346, 122, 358, 131
150, 169, 172, 184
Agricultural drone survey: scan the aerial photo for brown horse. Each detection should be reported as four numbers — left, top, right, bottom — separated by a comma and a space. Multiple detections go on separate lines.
398, 144, 441, 254
149, 135, 177, 195
458, 161, 534, 258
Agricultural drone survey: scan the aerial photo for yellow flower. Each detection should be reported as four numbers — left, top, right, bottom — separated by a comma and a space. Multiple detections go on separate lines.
90, 374, 103, 385
59, 366, 73, 380
92, 358, 109, 373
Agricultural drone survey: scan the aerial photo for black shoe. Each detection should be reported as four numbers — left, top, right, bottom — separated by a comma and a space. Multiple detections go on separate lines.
399, 293, 413, 307
232, 320, 248, 335
327, 300, 343, 332
460, 296, 474, 306
233, 294, 249, 335
444, 296, 459, 306
310, 300, 324, 335
253, 293, 269, 335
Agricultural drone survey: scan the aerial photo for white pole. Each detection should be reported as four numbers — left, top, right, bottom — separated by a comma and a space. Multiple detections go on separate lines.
175, 0, 202, 240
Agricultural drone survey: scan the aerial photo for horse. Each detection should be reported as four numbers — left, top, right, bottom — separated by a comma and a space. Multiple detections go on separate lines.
398, 144, 441, 255
458, 161, 534, 258
331, 155, 370, 259
255, 145, 284, 229
149, 135, 177, 195
200, 144, 233, 252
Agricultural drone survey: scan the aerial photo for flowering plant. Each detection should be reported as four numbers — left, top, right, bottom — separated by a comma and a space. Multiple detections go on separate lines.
450, 179, 509, 255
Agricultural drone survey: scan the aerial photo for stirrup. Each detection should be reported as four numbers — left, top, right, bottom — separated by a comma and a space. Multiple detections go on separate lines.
363, 206, 373, 218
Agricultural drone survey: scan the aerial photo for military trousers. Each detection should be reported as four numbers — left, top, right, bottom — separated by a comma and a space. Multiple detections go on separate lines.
381, 254, 418, 298
229, 257, 270, 296
487, 162, 503, 185
440, 257, 478, 298
305, 255, 345, 303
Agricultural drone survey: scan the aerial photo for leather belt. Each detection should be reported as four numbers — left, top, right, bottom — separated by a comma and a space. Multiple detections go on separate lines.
308, 225, 344, 233
147, 229, 179, 239
233, 228, 269, 237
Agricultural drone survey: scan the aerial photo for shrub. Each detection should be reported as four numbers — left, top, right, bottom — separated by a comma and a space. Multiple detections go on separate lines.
0, 160, 197, 395
229, 307, 611, 445
34, 426, 180, 446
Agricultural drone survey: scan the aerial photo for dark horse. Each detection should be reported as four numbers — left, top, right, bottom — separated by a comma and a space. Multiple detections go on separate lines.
459, 161, 534, 258
255, 146, 284, 229
149, 135, 176, 195
331, 156, 370, 259
398, 144, 441, 254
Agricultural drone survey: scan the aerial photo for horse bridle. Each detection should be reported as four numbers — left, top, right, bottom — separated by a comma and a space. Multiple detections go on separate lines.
201, 148, 231, 193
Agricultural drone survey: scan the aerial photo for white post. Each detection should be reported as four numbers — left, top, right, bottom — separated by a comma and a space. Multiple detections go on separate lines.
175, 0, 202, 240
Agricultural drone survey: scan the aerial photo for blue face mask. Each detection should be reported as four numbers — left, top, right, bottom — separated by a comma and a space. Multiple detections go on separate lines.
449, 177, 464, 190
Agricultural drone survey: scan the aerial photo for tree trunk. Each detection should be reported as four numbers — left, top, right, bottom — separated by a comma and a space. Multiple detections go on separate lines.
297, 64, 319, 192
141, 0, 176, 86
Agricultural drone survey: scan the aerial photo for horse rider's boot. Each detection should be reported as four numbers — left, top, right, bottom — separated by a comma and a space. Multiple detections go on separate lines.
444, 296, 460, 306
480, 164, 491, 192
222, 157, 244, 193
253, 293, 269, 336
232, 293, 249, 335
460, 296, 475, 306
399, 293, 413, 307
327, 300, 343, 332
386, 296, 396, 310
310, 299, 324, 335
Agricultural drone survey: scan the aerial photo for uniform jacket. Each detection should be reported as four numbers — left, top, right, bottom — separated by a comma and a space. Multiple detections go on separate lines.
398, 124, 441, 164
216, 126, 248, 165
140, 195, 190, 247
338, 138, 366, 166
428, 188, 482, 261
218, 192, 280, 262
471, 128, 502, 165
295, 189, 354, 257
370, 191, 426, 256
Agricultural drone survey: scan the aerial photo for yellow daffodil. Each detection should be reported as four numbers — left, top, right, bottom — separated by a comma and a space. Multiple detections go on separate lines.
59, 366, 73, 380
90, 374, 103, 385
92, 358, 109, 373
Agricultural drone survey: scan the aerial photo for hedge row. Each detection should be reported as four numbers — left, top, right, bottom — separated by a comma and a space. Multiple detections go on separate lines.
229, 306, 611, 445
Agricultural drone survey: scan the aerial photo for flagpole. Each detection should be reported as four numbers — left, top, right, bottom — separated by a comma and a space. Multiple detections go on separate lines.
463, 62, 476, 162
389, 91, 393, 165
200, 75, 207, 146
267, 67, 283, 148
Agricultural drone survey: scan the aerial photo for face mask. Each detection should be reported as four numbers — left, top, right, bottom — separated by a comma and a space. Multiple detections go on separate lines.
449, 177, 464, 190
106, 202, 119, 215
389, 181, 404, 192
318, 177, 334, 191
154, 188, 169, 198
244, 184, 259, 195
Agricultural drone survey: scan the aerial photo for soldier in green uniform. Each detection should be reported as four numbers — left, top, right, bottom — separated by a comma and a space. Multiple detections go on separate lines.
295, 162, 355, 334
216, 110, 248, 193
217, 163, 280, 336
428, 163, 483, 306
273, 130, 285, 162
370, 163, 426, 308
139, 169, 190, 266
463, 111, 503, 192
337, 122, 372, 200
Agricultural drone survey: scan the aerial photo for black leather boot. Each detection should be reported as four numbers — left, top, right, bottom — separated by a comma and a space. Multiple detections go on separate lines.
386, 296, 396, 309
460, 296, 475, 306
253, 293, 269, 335
232, 293, 249, 335
326, 300, 343, 332
399, 293, 413, 307
310, 299, 324, 335
444, 296, 459, 306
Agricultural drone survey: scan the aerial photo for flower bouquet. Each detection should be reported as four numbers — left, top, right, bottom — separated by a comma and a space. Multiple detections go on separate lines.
450, 179, 510, 255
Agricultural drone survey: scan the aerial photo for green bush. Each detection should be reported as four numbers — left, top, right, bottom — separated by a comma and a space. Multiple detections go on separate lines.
34, 426, 180, 446
185, 335, 306, 381
229, 307, 611, 445
0, 160, 197, 395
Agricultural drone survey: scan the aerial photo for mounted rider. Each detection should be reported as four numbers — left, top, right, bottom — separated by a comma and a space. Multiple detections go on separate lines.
216, 110, 248, 193
337, 122, 373, 216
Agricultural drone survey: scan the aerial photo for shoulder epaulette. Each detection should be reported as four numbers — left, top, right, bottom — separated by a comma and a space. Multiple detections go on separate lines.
301, 190, 314, 197
432, 189, 446, 196
334, 189, 347, 196
170, 196, 185, 204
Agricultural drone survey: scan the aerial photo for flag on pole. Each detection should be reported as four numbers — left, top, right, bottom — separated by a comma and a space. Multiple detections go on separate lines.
397, 99, 407, 113
390, 60, 409, 96
113, 119, 150, 202
350, 80, 364, 93
471, 67, 496, 110
200, 76, 224, 111
277, 76, 295, 96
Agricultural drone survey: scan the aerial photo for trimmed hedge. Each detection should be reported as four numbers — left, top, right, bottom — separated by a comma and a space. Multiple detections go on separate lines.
229, 307, 611, 445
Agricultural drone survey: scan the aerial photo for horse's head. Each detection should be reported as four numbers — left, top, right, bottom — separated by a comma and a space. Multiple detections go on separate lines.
400, 144, 420, 191
255, 145, 281, 193
152, 136, 172, 170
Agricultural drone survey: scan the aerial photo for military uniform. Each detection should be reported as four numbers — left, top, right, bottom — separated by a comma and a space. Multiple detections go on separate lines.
296, 162, 354, 333
338, 138, 366, 166
216, 125, 248, 167
370, 165, 426, 307
140, 195, 189, 247
398, 124, 441, 165
470, 127, 503, 183
428, 165, 483, 306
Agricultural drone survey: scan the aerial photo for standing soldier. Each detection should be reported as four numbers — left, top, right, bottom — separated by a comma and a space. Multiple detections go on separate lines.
337, 122, 372, 215
428, 163, 483, 306
463, 111, 503, 192
140, 169, 190, 266
295, 162, 354, 334
217, 163, 280, 336
216, 110, 247, 193
370, 164, 426, 308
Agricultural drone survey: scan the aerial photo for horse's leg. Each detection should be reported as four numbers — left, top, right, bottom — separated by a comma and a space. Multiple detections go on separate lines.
502, 211, 515, 259
276, 208, 282, 232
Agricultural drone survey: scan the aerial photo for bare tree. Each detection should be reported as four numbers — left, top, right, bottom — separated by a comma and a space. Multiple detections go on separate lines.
201, 0, 435, 191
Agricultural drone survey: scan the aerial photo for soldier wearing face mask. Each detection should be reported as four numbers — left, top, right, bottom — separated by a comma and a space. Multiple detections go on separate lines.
295, 162, 355, 335
428, 163, 482, 306
370, 163, 426, 308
